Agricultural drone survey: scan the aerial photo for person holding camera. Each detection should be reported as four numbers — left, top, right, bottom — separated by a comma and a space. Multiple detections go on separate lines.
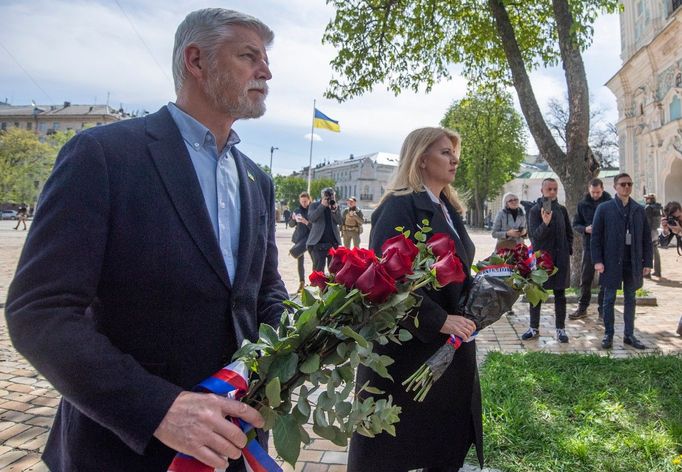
491, 192, 527, 250
306, 187, 342, 272
289, 192, 312, 292
659, 201, 682, 251
644, 193, 663, 277
341, 196, 365, 248
592, 173, 652, 350
523, 178, 573, 343
569, 178, 611, 320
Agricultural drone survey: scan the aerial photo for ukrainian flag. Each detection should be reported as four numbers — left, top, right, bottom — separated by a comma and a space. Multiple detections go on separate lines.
313, 108, 341, 132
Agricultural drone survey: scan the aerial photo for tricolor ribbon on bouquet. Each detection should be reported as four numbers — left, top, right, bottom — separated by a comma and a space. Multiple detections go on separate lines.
167, 361, 282, 472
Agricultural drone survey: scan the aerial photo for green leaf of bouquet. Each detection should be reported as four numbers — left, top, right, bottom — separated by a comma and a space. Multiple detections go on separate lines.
301, 287, 319, 306
363, 385, 384, 395
530, 269, 549, 285
265, 377, 282, 408
403, 229, 411, 238
259, 323, 280, 347
356, 425, 374, 438
525, 284, 543, 307
395, 226, 404, 232
269, 352, 299, 383
296, 394, 311, 419
398, 329, 413, 342
340, 326, 369, 348
313, 422, 337, 441
259, 405, 278, 431
274, 414, 301, 466
421, 226, 432, 233
299, 353, 320, 374
414, 231, 426, 242
422, 219, 429, 225
317, 391, 335, 410
231, 341, 269, 361
314, 407, 330, 428
332, 428, 349, 447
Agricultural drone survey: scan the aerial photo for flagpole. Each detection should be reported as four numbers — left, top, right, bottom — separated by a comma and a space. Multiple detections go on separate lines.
307, 99, 316, 194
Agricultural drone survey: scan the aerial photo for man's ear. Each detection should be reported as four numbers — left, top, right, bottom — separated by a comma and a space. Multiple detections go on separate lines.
184, 44, 205, 81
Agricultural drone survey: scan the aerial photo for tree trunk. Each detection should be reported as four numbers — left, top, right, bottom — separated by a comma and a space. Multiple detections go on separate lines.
488, 0, 598, 287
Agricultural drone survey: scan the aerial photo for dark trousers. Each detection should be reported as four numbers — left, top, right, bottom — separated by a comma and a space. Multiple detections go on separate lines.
310, 242, 336, 272
297, 253, 307, 282
578, 247, 604, 313
530, 289, 566, 329
603, 265, 636, 337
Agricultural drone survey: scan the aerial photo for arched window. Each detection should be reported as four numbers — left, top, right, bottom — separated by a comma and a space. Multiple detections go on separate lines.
670, 96, 681, 121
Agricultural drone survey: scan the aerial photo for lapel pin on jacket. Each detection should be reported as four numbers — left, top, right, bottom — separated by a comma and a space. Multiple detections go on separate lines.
247, 171, 255, 182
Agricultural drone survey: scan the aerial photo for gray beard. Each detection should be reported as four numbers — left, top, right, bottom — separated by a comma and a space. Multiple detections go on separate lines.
204, 71, 267, 120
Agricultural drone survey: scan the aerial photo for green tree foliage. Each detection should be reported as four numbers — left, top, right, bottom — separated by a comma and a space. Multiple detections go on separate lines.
323, 0, 620, 286
441, 91, 526, 227
0, 128, 74, 204
274, 175, 336, 208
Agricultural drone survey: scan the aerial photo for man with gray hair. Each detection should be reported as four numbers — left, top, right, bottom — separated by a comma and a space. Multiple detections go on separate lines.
5, 8, 286, 471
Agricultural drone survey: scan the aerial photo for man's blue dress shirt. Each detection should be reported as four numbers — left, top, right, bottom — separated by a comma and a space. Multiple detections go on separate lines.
168, 102, 241, 283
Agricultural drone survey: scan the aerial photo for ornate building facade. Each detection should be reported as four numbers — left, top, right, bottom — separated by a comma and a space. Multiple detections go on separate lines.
311, 152, 399, 207
606, 0, 682, 204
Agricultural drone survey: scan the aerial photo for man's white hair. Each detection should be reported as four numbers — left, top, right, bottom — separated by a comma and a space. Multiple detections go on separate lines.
172, 8, 274, 93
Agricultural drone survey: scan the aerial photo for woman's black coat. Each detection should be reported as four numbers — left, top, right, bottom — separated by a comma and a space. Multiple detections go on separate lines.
347, 191, 483, 472
528, 198, 573, 290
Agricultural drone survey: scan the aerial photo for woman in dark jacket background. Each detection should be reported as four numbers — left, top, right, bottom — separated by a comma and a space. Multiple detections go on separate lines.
348, 127, 483, 472
522, 178, 573, 343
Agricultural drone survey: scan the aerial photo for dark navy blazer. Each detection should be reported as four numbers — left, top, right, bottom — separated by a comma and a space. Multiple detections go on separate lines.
5, 106, 288, 471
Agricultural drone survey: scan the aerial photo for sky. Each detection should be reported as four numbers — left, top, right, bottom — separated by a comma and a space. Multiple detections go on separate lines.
0, 0, 622, 175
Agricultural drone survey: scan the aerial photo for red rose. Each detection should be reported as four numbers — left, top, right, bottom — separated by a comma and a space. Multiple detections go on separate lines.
328, 246, 351, 274
515, 260, 532, 277
351, 247, 378, 263
381, 234, 419, 261
513, 243, 529, 263
334, 252, 372, 289
496, 248, 514, 261
355, 261, 398, 303
426, 233, 455, 259
381, 247, 414, 280
431, 252, 467, 286
537, 251, 554, 272
309, 271, 328, 289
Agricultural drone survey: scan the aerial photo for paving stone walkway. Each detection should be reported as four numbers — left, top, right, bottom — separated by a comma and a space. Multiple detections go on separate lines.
0, 220, 680, 471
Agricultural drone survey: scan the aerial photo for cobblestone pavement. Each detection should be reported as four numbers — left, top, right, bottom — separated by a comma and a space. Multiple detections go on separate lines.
1, 220, 680, 471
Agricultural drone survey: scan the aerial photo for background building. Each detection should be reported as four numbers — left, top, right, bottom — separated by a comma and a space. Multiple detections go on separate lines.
311, 152, 398, 206
606, 0, 682, 205
0, 100, 128, 137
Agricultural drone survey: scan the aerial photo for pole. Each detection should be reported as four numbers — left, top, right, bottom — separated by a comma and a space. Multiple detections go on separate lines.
269, 146, 278, 176
307, 99, 316, 194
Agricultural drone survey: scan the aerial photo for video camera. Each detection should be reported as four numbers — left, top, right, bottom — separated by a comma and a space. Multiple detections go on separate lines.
667, 215, 679, 227
323, 188, 336, 206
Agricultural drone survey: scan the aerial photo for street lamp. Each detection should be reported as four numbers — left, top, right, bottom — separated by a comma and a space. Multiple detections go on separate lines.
269, 146, 279, 175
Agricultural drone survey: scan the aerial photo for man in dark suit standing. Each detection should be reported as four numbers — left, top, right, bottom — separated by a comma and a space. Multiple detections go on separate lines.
5, 8, 287, 472
306, 187, 342, 272
592, 173, 652, 350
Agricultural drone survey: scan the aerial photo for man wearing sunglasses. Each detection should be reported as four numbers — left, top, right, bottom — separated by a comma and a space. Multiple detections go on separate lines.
591, 173, 653, 350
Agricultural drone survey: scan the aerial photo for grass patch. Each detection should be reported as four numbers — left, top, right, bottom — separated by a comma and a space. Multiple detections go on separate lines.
476, 352, 682, 471
563, 287, 650, 296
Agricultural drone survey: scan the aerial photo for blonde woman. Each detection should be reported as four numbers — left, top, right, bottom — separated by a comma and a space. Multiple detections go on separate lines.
348, 127, 482, 472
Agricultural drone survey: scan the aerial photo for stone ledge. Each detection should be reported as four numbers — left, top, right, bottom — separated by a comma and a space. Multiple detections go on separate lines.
522, 294, 658, 306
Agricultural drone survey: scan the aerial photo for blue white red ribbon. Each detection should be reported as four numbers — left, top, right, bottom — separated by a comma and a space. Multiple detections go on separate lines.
167, 361, 282, 472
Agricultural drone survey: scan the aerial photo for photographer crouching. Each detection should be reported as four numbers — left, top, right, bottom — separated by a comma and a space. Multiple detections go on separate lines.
306, 187, 342, 273
659, 201, 682, 336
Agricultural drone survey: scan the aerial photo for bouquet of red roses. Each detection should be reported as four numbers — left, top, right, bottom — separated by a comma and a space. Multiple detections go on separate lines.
403, 243, 557, 401
170, 221, 469, 470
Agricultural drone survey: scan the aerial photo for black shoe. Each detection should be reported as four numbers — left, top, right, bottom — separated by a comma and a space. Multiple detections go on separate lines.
521, 328, 539, 340
623, 335, 646, 350
556, 328, 569, 343
568, 308, 588, 320
601, 335, 613, 349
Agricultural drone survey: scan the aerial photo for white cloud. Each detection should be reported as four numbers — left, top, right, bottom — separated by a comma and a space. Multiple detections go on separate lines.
304, 133, 322, 142
0, 1, 623, 169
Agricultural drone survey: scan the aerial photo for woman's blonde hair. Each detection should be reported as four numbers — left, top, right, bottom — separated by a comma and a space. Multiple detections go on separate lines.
381, 127, 463, 212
